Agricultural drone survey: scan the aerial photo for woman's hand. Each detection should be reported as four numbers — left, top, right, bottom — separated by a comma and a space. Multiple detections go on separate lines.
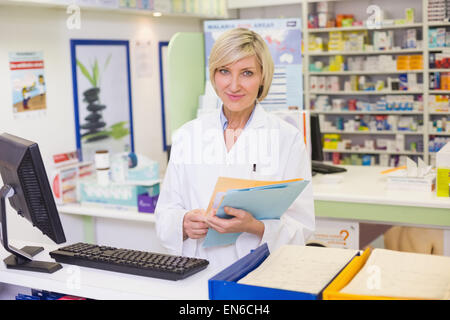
183, 209, 209, 240
206, 206, 264, 238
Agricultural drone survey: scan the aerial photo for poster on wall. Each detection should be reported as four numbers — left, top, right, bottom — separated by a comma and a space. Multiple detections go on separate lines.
70, 39, 134, 162
9, 51, 47, 119
204, 18, 303, 111
133, 39, 152, 79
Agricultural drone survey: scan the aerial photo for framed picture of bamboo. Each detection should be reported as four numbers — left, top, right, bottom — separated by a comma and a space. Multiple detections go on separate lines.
70, 39, 134, 162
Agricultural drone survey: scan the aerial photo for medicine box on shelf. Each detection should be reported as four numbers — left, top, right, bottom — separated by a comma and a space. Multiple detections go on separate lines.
78, 178, 160, 209
208, 243, 360, 300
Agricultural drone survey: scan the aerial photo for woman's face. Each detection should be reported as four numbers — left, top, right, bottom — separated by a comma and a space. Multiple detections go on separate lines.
214, 55, 263, 113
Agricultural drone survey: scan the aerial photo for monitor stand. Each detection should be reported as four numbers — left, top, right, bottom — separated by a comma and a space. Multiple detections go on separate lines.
1, 185, 62, 273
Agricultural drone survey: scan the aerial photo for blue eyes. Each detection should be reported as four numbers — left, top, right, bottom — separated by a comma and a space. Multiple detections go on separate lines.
218, 69, 253, 77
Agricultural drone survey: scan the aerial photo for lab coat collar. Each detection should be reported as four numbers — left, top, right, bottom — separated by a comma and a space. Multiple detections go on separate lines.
214, 102, 266, 131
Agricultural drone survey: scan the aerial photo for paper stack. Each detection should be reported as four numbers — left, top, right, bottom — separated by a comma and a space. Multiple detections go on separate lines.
238, 245, 358, 295
340, 248, 450, 300
384, 157, 436, 192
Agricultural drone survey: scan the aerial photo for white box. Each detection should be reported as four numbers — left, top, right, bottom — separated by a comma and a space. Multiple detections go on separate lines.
310, 76, 318, 91
380, 154, 389, 166
437, 142, 450, 168
317, 76, 326, 92
387, 175, 436, 192
307, 218, 359, 250
396, 134, 405, 151
316, 2, 334, 13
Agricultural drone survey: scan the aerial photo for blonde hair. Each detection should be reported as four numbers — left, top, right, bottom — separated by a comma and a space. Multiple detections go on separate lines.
208, 28, 274, 101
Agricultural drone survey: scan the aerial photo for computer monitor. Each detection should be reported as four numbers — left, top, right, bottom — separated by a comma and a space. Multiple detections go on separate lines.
0, 133, 66, 273
310, 114, 324, 161
309, 115, 347, 175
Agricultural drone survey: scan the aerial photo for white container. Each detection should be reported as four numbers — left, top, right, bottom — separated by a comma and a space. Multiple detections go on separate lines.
111, 153, 129, 183
96, 168, 110, 186
95, 150, 110, 170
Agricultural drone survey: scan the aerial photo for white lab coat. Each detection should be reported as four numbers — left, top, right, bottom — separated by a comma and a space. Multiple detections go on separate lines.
155, 103, 315, 269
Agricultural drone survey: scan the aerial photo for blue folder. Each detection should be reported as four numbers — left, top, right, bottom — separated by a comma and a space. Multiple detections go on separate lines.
203, 180, 310, 248
208, 243, 360, 300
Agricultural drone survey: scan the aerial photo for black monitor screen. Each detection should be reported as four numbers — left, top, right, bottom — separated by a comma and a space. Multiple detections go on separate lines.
0, 133, 66, 244
310, 114, 324, 162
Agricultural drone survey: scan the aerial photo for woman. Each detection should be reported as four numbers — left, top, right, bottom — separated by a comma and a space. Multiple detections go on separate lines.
155, 28, 315, 269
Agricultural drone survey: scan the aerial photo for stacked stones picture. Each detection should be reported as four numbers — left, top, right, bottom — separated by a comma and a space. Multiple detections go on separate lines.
76, 57, 110, 143
71, 40, 134, 162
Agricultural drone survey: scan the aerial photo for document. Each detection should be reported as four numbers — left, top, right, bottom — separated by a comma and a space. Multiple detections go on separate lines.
205, 177, 303, 215
203, 178, 309, 248
340, 248, 450, 299
238, 245, 358, 294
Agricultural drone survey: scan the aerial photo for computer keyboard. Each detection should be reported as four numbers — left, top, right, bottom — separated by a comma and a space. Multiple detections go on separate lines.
49, 243, 209, 281
312, 161, 347, 174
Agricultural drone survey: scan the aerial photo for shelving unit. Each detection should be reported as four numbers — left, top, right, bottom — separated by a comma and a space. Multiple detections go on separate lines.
301, 0, 450, 167
307, 22, 424, 33
0, 0, 229, 19
323, 149, 424, 155
311, 110, 423, 115
322, 130, 423, 135
309, 70, 423, 75
309, 48, 424, 56
310, 90, 424, 95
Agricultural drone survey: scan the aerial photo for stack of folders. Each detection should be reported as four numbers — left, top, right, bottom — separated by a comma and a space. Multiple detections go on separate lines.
203, 177, 310, 248
237, 245, 358, 295
340, 249, 450, 300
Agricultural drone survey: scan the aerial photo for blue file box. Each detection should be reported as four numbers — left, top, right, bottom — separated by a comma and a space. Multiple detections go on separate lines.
208, 243, 359, 300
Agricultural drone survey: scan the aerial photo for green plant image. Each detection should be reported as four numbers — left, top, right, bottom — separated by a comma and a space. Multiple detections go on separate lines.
77, 53, 113, 143
82, 121, 130, 142
76, 54, 112, 88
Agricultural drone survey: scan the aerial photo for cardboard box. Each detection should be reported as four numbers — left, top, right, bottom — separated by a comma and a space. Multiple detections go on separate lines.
78, 178, 160, 208
138, 194, 159, 213
51, 162, 94, 205
307, 218, 359, 249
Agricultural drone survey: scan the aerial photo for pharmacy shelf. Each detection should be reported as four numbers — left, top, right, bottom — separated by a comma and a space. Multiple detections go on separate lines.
311, 110, 423, 115
310, 90, 423, 95
322, 130, 423, 135
308, 23, 423, 33
429, 69, 450, 72
0, 0, 229, 19
323, 149, 423, 155
296, 0, 446, 166
57, 204, 156, 223
428, 47, 450, 52
429, 132, 450, 136
428, 21, 450, 27
309, 70, 423, 75
429, 111, 450, 115
429, 90, 450, 94
308, 49, 423, 56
